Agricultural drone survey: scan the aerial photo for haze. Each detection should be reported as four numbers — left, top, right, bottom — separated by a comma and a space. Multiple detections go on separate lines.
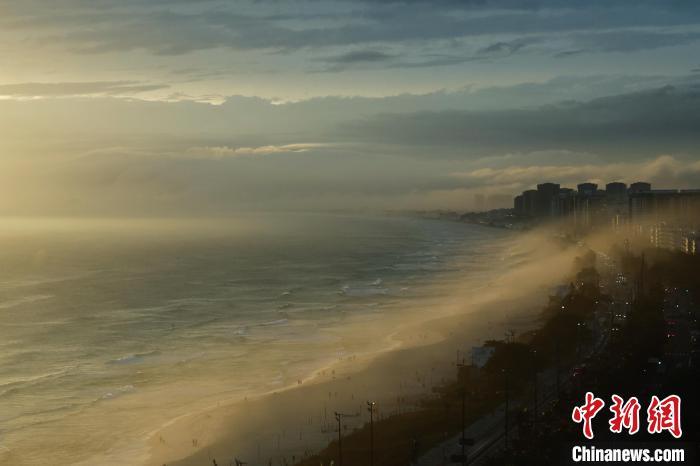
2, 0, 700, 217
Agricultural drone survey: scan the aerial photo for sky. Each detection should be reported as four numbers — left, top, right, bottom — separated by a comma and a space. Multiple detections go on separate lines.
1, 0, 700, 216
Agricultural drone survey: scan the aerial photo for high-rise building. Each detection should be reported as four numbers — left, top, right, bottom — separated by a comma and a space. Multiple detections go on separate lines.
650, 222, 685, 251
511, 180, 699, 252
683, 233, 698, 255
536, 183, 560, 217
522, 189, 537, 217
605, 182, 628, 232
514, 195, 524, 215
605, 182, 627, 201
628, 182, 651, 194
577, 183, 598, 196
557, 188, 577, 219
573, 183, 605, 229
628, 189, 700, 239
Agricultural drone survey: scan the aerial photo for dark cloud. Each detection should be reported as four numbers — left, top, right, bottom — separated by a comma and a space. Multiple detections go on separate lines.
315, 49, 396, 71
315, 27, 700, 71
322, 50, 395, 64
0, 74, 690, 140
477, 38, 531, 56
338, 84, 700, 157
569, 30, 700, 55
314, 37, 540, 72
6, 0, 700, 58
555, 49, 585, 58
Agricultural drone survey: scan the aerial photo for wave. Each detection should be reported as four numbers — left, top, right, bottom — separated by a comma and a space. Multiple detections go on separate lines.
0, 294, 54, 310
231, 317, 291, 337
339, 284, 389, 297
100, 384, 136, 401
0, 366, 76, 399
257, 318, 289, 327
106, 350, 160, 366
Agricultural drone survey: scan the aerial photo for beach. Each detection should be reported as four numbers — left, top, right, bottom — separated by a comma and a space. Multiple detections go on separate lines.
147, 227, 580, 466
0, 216, 578, 466
147, 299, 536, 466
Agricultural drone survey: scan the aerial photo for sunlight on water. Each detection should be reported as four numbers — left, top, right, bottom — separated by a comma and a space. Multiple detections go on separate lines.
0, 213, 514, 465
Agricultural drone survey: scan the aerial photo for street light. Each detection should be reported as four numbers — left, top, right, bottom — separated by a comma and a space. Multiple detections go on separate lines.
367, 401, 376, 466
503, 367, 510, 451
334, 411, 358, 466
531, 349, 538, 426
456, 362, 468, 466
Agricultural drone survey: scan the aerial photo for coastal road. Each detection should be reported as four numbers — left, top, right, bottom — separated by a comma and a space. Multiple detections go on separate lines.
413, 401, 506, 466
416, 247, 622, 466
414, 369, 560, 466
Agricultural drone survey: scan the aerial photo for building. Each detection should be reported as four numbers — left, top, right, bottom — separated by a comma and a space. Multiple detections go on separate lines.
606, 182, 628, 232
629, 182, 651, 194
683, 233, 698, 255
522, 189, 538, 217
629, 189, 700, 227
577, 182, 598, 196
606, 182, 628, 202
536, 182, 561, 218
556, 188, 577, 220
512, 181, 700, 248
650, 222, 685, 251
513, 195, 524, 215
574, 184, 606, 230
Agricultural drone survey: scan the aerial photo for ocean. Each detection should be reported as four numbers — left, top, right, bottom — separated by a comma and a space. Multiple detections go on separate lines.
0, 213, 516, 465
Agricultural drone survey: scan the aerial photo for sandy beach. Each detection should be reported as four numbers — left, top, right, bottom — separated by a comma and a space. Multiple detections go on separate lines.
147, 232, 577, 466
147, 303, 532, 466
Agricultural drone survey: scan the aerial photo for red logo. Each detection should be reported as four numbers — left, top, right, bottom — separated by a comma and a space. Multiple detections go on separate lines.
609, 395, 641, 435
572, 393, 682, 439
572, 392, 606, 439
647, 395, 682, 438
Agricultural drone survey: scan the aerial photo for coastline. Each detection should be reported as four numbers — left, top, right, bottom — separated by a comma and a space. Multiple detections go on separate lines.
150, 251, 572, 466
147, 297, 542, 466
146, 228, 577, 466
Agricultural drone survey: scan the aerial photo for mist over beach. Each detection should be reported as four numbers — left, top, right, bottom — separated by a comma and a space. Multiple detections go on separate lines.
1, 1, 700, 465
0, 215, 514, 464
0, 214, 584, 465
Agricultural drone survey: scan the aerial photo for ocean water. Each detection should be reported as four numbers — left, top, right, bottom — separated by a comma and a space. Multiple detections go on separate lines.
0, 214, 515, 465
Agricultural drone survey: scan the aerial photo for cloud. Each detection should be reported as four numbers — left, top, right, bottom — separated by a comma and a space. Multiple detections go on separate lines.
314, 49, 396, 71
314, 37, 541, 71
451, 155, 700, 192
0, 81, 169, 98
186, 143, 329, 158
476, 37, 535, 57
322, 50, 395, 64
565, 30, 700, 55
338, 84, 700, 156
6, 0, 700, 57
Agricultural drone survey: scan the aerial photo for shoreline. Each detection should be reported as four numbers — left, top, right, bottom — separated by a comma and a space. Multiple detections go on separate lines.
144, 226, 575, 466
146, 293, 546, 466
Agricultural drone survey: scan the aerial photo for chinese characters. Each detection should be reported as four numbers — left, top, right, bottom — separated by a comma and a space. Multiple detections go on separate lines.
571, 392, 682, 439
